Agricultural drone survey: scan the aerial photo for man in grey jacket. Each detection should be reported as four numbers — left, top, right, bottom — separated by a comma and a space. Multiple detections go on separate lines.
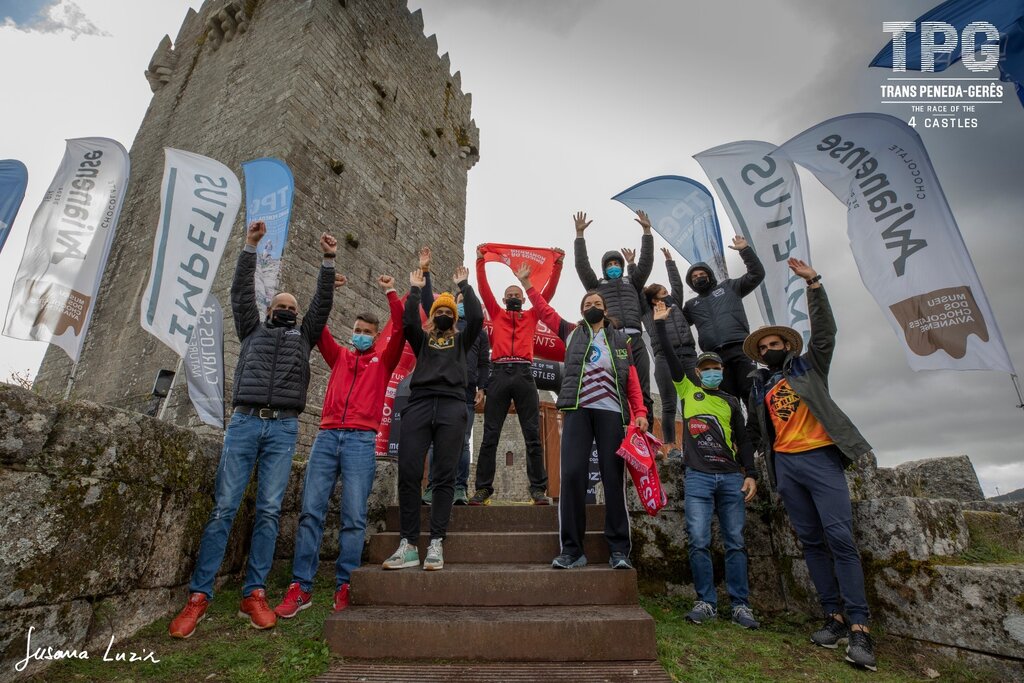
170, 220, 336, 639
745, 257, 876, 672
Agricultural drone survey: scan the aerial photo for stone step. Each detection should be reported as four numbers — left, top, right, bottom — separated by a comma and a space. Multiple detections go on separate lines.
324, 605, 658, 661
314, 660, 672, 682
351, 563, 638, 606
365, 531, 611, 565
384, 503, 607, 532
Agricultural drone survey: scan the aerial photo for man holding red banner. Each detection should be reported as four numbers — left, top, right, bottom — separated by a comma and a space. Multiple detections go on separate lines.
469, 243, 564, 506
274, 273, 405, 617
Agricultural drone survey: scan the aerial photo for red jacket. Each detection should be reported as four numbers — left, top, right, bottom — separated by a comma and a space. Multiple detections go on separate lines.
476, 257, 562, 363
316, 291, 405, 431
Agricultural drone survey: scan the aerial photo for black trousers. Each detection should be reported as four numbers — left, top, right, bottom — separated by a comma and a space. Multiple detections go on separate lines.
717, 342, 755, 401
475, 363, 547, 493
652, 351, 696, 445
628, 332, 654, 422
397, 395, 467, 542
558, 408, 631, 558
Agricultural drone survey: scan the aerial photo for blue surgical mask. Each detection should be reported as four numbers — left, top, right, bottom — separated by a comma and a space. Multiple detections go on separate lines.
699, 369, 723, 389
606, 266, 623, 279
352, 333, 374, 351
457, 303, 465, 317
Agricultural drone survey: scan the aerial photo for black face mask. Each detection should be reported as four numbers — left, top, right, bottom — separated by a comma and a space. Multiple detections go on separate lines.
661, 295, 675, 308
762, 348, 788, 369
505, 298, 523, 312
583, 307, 605, 324
692, 277, 712, 293
269, 309, 297, 328
434, 314, 455, 331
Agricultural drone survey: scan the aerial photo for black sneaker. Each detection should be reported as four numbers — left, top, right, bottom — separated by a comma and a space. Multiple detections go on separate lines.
609, 552, 633, 569
530, 489, 551, 505
845, 630, 877, 671
811, 614, 849, 649
468, 489, 492, 506
551, 553, 587, 569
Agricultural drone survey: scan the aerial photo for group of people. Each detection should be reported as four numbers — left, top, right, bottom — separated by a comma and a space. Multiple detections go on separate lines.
167, 210, 878, 671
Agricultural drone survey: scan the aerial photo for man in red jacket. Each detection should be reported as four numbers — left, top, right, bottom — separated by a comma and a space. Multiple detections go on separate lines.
468, 245, 563, 506
275, 274, 405, 616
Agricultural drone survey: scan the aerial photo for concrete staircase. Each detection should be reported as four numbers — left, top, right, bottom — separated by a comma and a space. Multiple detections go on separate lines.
318, 504, 669, 682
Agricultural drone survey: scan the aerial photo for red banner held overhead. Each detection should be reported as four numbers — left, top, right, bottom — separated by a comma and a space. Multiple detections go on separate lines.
479, 243, 559, 294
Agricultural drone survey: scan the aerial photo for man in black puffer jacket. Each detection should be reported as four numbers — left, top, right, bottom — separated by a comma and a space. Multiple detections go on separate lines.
170, 220, 336, 639
574, 209, 654, 419
682, 236, 764, 400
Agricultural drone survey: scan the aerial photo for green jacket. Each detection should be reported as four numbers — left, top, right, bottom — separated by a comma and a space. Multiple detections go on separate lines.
747, 285, 872, 487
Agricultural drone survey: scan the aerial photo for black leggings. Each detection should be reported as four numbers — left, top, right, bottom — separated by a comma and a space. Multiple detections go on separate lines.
652, 351, 697, 445
558, 408, 630, 558
397, 395, 467, 542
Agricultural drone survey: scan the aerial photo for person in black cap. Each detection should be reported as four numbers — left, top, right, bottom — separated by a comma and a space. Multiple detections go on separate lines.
652, 300, 758, 630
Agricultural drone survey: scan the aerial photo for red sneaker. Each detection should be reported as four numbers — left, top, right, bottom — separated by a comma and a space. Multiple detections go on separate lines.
333, 584, 351, 612
238, 589, 277, 629
168, 592, 209, 639
274, 582, 313, 619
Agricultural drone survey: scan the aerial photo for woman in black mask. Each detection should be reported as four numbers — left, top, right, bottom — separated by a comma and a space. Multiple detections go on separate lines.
526, 287, 648, 570
385, 266, 483, 572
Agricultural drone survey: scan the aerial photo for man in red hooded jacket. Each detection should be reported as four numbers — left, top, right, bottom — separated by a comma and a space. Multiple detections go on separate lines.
275, 273, 405, 616
468, 245, 563, 506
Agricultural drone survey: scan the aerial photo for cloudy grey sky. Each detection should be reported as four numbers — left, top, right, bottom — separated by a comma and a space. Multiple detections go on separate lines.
1, 0, 1021, 494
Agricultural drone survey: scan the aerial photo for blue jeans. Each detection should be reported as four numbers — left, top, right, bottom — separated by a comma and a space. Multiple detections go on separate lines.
427, 403, 474, 490
189, 412, 298, 598
290, 429, 377, 591
684, 469, 749, 608
775, 445, 870, 626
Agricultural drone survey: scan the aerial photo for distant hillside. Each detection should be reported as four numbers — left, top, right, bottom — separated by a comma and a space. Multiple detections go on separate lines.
990, 487, 1024, 502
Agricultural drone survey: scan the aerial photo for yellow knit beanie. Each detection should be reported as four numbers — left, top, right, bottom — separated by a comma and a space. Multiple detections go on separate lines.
429, 292, 459, 321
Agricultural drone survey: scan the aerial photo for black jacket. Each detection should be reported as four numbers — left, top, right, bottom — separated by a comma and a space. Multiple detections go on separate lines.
421, 271, 491, 404
404, 280, 484, 402
682, 246, 765, 351
574, 233, 653, 330
230, 247, 334, 412
637, 258, 696, 360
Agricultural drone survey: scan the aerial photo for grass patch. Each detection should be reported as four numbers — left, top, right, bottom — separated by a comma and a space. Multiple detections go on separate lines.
641, 594, 1005, 682
29, 566, 332, 683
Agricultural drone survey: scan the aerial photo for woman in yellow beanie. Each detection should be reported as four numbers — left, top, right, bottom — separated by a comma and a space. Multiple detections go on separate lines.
383, 265, 484, 571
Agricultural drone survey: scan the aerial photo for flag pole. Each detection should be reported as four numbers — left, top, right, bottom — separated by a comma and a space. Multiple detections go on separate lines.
1011, 374, 1024, 412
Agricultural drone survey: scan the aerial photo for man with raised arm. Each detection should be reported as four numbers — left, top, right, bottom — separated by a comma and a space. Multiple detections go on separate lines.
274, 272, 405, 616
467, 243, 564, 506
169, 221, 336, 638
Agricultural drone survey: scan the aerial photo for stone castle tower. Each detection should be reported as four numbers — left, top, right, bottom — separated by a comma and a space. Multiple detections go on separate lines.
32, 0, 479, 443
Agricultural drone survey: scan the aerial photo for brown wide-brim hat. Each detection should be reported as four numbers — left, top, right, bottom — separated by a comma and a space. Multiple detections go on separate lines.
743, 325, 804, 363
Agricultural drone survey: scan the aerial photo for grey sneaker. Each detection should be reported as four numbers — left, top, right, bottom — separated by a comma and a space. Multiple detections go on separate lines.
530, 489, 551, 505
454, 486, 469, 505
423, 538, 444, 571
845, 630, 877, 671
731, 605, 760, 630
811, 614, 850, 648
685, 600, 718, 624
421, 488, 433, 505
551, 553, 587, 569
382, 539, 420, 569
609, 552, 633, 569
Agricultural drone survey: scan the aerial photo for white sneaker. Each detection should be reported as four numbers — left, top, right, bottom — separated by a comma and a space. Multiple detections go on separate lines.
423, 538, 444, 570
382, 538, 420, 569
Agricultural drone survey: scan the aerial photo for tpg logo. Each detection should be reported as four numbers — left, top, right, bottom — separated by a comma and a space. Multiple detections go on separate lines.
883, 21, 1000, 71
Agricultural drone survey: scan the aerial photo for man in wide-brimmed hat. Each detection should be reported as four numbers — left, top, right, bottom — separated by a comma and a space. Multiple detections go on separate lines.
745, 257, 877, 673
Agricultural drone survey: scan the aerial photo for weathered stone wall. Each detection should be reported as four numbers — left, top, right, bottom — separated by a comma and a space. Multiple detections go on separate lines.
627, 451, 1024, 676
0, 384, 397, 680
33, 0, 479, 461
